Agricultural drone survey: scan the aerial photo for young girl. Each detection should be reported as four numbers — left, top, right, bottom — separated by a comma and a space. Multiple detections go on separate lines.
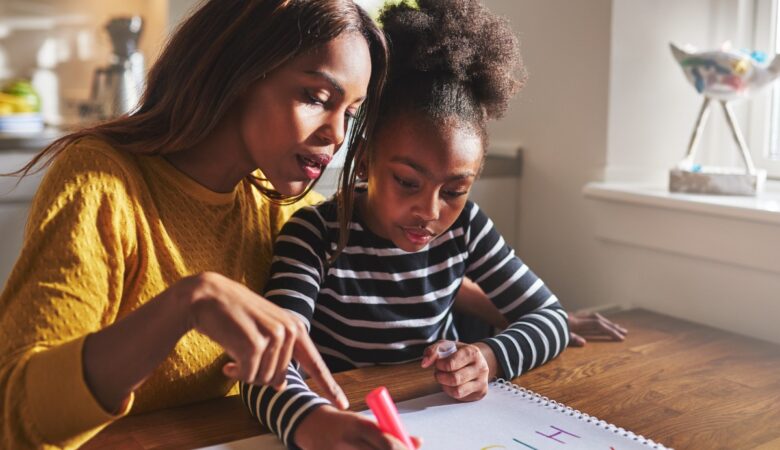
0, 1, 386, 448
241, 1, 568, 449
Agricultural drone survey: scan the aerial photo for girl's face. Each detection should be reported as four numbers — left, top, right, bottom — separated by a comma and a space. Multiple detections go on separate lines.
360, 115, 484, 252
239, 32, 372, 196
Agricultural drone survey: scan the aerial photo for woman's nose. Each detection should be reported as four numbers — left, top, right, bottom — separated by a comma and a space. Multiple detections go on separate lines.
317, 111, 347, 147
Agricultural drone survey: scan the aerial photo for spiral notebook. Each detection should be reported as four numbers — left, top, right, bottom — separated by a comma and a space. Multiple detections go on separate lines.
198, 380, 671, 450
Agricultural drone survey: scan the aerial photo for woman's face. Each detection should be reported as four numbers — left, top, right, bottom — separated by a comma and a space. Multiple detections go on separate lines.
239, 32, 372, 196
360, 115, 484, 253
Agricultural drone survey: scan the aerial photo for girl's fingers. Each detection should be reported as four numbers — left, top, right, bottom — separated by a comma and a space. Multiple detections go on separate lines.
441, 379, 486, 401
434, 344, 475, 372
434, 363, 482, 387
385, 433, 415, 450
595, 319, 626, 341
420, 341, 442, 368
222, 361, 239, 378
569, 332, 587, 347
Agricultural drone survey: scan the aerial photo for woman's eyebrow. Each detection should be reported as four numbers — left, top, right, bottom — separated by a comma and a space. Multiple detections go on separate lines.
304, 70, 344, 95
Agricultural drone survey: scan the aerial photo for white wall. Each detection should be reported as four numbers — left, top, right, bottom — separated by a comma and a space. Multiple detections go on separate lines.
599, 0, 780, 343
482, 0, 613, 311
482, 0, 779, 343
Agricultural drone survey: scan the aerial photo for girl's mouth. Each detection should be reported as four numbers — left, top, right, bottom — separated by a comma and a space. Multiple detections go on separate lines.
402, 227, 435, 245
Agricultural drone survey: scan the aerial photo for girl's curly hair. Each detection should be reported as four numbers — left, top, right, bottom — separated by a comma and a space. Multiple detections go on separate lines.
377, 0, 525, 139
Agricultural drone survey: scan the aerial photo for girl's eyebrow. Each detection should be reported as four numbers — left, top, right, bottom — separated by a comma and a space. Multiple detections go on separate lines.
389, 156, 476, 181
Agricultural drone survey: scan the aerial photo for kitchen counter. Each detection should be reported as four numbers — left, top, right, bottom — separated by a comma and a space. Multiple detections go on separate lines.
0, 128, 65, 153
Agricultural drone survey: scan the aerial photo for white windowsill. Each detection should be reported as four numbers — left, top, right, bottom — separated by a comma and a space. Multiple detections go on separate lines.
583, 180, 780, 226
582, 180, 780, 274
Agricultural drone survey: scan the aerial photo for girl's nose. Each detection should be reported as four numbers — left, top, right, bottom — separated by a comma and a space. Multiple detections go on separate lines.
413, 192, 440, 222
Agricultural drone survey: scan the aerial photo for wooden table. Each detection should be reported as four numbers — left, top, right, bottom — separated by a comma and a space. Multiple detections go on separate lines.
84, 309, 780, 450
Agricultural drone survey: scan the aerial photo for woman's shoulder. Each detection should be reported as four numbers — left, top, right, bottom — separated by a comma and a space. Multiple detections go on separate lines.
52, 136, 137, 176
37, 136, 144, 202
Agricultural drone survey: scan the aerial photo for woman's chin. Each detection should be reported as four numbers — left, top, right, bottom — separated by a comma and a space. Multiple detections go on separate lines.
273, 180, 309, 197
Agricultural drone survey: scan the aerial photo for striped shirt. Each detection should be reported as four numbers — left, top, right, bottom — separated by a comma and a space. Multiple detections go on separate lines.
241, 197, 569, 448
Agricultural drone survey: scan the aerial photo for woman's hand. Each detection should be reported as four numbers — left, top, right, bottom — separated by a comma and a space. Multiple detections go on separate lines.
294, 405, 422, 450
82, 271, 347, 414
182, 272, 348, 408
567, 312, 628, 347
421, 341, 492, 402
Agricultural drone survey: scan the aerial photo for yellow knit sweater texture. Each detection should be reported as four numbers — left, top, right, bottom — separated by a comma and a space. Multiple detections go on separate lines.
0, 138, 323, 449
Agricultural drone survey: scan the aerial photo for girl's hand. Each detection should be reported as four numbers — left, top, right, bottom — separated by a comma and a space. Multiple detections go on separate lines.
421, 341, 491, 402
568, 312, 628, 347
181, 272, 348, 409
294, 406, 422, 450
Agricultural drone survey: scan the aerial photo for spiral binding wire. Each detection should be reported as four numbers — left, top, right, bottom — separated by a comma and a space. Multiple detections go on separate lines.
492, 379, 673, 450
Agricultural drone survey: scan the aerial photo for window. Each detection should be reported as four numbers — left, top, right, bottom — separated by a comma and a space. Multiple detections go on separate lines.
697, 0, 780, 179
748, 0, 780, 177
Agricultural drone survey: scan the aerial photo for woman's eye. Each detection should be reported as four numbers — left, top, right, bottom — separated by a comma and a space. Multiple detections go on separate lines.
304, 89, 328, 105
393, 175, 418, 189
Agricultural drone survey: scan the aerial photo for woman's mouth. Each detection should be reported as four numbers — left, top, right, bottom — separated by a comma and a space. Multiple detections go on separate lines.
297, 154, 331, 180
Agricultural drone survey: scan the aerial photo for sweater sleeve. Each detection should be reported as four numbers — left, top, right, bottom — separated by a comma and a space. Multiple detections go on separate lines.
241, 205, 332, 449
0, 144, 137, 449
463, 203, 569, 380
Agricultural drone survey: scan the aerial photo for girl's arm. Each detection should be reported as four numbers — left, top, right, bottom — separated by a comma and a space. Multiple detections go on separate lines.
454, 278, 627, 346
242, 205, 423, 449
463, 203, 570, 380
240, 206, 338, 448
452, 277, 508, 329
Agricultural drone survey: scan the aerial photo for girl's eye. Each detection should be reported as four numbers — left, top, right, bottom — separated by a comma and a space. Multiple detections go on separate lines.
393, 175, 418, 189
443, 190, 468, 199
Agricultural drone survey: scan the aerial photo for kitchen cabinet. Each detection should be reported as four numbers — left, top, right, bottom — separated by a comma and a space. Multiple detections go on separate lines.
0, 137, 53, 290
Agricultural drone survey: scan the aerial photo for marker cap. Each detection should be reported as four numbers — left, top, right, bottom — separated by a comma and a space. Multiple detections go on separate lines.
436, 341, 457, 359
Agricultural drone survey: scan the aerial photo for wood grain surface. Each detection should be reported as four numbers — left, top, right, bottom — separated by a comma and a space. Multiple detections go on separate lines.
83, 309, 780, 450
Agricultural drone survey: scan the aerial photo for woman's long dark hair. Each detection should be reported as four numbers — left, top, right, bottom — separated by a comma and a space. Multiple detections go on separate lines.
9, 0, 387, 259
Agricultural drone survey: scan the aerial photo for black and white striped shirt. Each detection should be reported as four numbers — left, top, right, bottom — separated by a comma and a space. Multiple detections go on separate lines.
241, 197, 569, 448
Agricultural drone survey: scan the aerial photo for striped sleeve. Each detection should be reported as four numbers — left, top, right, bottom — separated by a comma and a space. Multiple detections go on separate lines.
463, 203, 570, 380
239, 205, 332, 448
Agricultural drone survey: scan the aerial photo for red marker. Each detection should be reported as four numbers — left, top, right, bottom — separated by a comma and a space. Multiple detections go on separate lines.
365, 386, 415, 450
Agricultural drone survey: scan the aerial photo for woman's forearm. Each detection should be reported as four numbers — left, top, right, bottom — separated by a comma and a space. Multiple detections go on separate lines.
82, 280, 193, 413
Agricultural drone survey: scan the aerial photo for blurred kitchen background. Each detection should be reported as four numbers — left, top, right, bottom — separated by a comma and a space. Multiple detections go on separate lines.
1, 0, 778, 345
0, 0, 204, 288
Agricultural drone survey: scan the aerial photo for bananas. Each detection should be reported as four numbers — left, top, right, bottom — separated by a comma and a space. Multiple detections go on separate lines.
0, 92, 37, 115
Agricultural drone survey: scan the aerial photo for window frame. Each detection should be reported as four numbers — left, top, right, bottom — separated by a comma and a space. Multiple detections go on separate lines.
747, 0, 780, 178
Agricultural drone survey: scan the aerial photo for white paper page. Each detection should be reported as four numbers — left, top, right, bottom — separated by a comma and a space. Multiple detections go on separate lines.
197, 433, 285, 450
198, 383, 670, 450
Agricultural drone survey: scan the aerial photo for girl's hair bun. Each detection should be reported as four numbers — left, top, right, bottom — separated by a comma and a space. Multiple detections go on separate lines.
380, 0, 524, 120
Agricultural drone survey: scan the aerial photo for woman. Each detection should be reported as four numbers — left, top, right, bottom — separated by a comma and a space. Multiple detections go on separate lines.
0, 1, 387, 448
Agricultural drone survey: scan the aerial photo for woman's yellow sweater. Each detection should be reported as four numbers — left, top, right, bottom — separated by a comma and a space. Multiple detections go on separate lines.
0, 138, 323, 449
